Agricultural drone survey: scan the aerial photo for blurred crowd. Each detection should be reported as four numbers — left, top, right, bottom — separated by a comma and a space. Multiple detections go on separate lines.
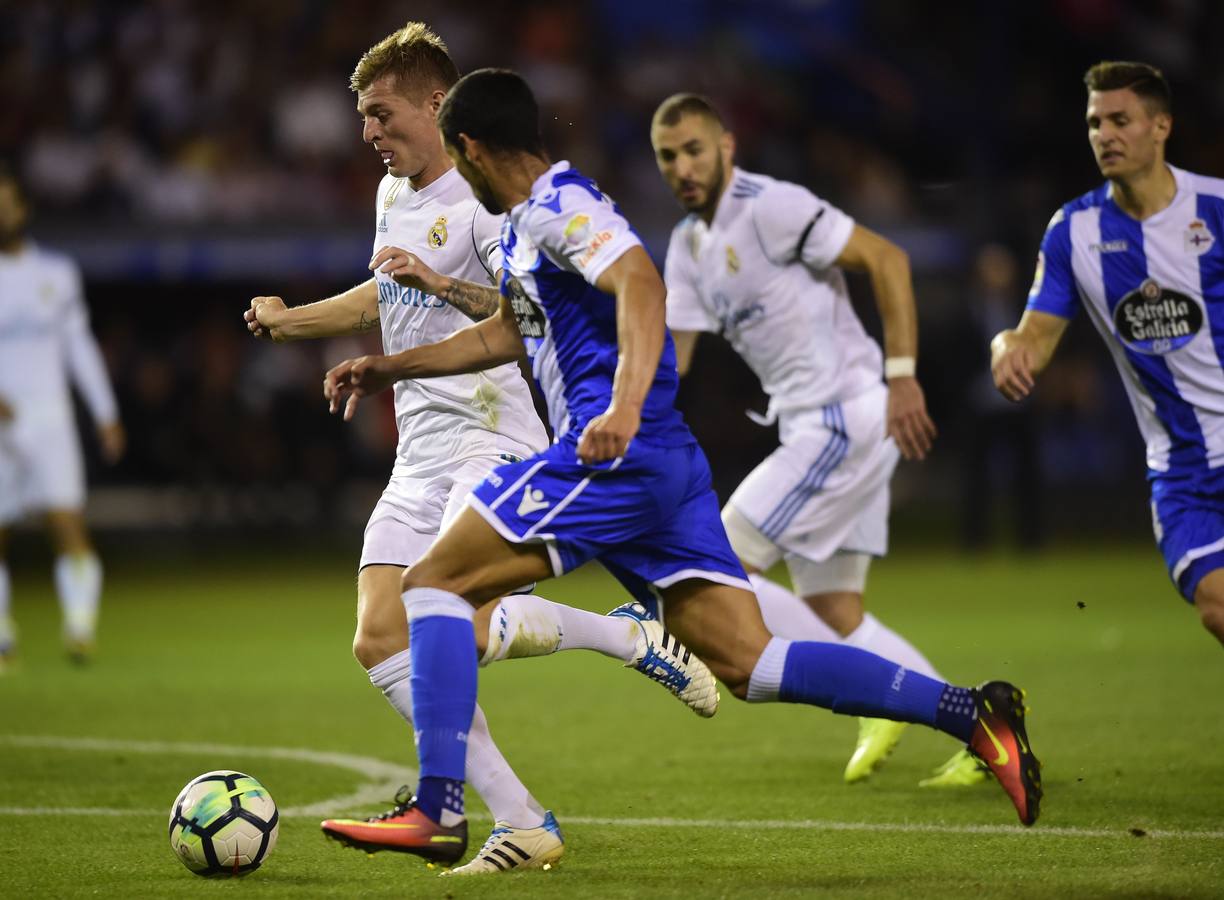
5, 0, 1222, 541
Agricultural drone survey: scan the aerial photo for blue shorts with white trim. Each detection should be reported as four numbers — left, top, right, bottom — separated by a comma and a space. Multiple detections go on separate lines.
1150, 467, 1224, 602
467, 434, 749, 614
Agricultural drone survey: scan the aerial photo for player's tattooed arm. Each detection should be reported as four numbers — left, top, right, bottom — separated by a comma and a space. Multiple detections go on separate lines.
437, 278, 500, 321
352, 309, 380, 333
369, 245, 498, 321
246, 279, 380, 341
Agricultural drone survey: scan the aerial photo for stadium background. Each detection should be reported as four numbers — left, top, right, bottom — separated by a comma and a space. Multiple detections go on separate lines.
3, 0, 1223, 550
6, 3, 1224, 896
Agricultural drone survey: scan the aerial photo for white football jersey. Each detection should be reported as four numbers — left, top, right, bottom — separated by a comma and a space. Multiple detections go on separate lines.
0, 243, 117, 432
664, 168, 882, 423
373, 168, 546, 474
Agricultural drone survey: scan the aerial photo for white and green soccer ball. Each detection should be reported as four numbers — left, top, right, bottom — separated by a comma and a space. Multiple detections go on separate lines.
168, 770, 279, 877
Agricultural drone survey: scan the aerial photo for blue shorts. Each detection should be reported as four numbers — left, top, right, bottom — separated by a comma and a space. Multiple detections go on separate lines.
1150, 467, 1224, 602
468, 435, 750, 614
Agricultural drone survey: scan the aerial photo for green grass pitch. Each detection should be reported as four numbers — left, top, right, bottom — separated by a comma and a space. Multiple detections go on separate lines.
2, 545, 1222, 897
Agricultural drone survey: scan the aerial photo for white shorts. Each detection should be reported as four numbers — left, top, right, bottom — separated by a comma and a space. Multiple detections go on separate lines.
0, 421, 85, 524
723, 383, 898, 573
359, 453, 519, 570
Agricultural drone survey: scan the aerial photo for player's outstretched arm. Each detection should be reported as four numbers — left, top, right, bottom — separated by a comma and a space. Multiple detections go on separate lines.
324, 294, 523, 421
370, 246, 500, 322
990, 309, 1069, 402
835, 224, 936, 461
578, 246, 666, 464
245, 279, 380, 342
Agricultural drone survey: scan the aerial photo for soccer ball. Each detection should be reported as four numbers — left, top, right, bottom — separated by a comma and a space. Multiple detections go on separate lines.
168, 770, 279, 877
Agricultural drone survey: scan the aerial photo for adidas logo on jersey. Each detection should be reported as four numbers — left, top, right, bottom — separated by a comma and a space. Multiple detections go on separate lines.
517, 485, 549, 516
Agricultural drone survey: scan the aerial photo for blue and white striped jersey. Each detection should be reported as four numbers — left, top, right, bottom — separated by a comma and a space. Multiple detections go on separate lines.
501, 161, 692, 447
1027, 165, 1224, 475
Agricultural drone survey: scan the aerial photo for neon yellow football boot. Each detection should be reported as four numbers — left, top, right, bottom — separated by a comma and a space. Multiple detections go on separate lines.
843, 718, 908, 783
919, 748, 992, 788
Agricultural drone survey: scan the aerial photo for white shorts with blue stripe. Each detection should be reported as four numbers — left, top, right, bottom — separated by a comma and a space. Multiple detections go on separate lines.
723, 383, 898, 572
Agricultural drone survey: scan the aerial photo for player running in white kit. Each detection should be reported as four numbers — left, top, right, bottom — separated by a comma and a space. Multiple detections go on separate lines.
0, 163, 125, 668
244, 23, 714, 874
650, 94, 986, 787
993, 62, 1224, 649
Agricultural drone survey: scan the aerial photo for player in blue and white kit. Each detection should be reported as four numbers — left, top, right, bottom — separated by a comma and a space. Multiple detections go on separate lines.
324, 69, 1044, 862
993, 61, 1224, 648
0, 163, 124, 668
245, 23, 715, 875
651, 92, 990, 788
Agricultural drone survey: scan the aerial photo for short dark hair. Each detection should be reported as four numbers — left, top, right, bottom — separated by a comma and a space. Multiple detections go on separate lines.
652, 93, 725, 130
437, 68, 545, 156
1084, 61, 1172, 115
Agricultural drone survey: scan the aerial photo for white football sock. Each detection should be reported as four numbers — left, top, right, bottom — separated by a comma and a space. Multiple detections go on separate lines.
0, 563, 14, 649
750, 573, 840, 642
844, 612, 942, 680
482, 594, 638, 665
54, 553, 101, 641
746, 636, 791, 702
367, 650, 545, 829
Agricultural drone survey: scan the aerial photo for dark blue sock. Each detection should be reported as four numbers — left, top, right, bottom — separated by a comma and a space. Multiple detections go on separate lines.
933, 685, 978, 742
415, 776, 465, 824
408, 610, 477, 821
778, 641, 975, 740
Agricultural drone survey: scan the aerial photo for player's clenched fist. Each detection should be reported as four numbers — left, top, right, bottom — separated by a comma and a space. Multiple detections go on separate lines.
324, 354, 398, 421
990, 329, 1037, 402
577, 404, 640, 464
245, 296, 288, 341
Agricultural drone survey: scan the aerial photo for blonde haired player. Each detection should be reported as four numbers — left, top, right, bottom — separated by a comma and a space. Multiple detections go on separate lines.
650, 94, 986, 788
245, 23, 715, 873
0, 163, 124, 668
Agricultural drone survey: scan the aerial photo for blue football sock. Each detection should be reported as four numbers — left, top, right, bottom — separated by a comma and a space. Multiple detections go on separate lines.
415, 776, 465, 824
778, 641, 975, 741
406, 589, 478, 821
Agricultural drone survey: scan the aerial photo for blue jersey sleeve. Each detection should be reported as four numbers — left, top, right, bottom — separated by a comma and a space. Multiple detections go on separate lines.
1025, 208, 1078, 319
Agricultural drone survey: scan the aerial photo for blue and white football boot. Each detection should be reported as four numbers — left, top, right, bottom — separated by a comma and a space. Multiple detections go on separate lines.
441, 811, 565, 876
608, 602, 719, 718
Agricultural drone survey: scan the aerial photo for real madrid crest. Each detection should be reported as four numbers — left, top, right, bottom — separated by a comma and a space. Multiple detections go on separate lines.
726, 245, 740, 274
428, 216, 448, 249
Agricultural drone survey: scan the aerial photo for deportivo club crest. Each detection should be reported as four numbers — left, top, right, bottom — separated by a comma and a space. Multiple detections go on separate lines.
1113, 277, 1203, 355
428, 216, 448, 249
1184, 219, 1215, 255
